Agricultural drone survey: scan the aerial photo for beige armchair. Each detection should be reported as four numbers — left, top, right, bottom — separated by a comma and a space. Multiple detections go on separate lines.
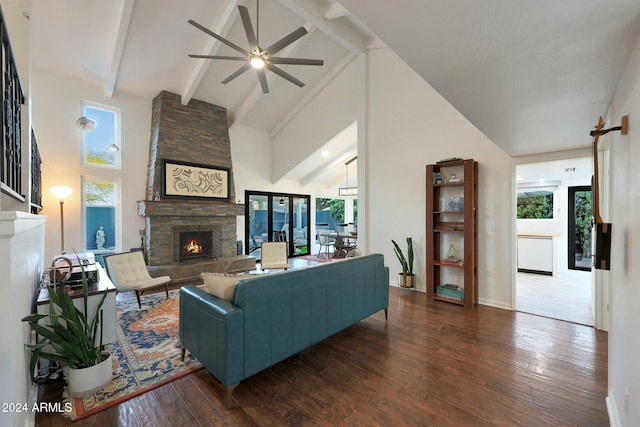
260, 241, 289, 270
104, 251, 171, 308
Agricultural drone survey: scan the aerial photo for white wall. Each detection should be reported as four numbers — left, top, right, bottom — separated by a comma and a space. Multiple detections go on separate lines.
364, 47, 514, 308
230, 124, 328, 196
32, 70, 151, 262
0, 213, 46, 427
606, 31, 640, 427
230, 124, 329, 251
271, 56, 364, 182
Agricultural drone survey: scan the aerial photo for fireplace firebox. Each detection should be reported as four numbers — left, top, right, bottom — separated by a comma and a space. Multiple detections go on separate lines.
179, 231, 213, 262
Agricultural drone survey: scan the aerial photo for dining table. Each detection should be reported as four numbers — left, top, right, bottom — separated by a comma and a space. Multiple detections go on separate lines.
334, 231, 358, 258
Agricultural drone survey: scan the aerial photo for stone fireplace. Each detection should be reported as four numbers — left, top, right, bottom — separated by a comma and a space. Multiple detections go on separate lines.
138, 91, 255, 279
176, 227, 218, 262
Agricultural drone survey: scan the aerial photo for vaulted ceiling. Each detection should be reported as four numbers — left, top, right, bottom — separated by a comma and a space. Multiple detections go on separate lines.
340, 0, 640, 157
30, 0, 640, 183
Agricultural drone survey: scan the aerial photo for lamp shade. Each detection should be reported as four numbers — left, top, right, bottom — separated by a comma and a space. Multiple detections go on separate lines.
76, 116, 96, 131
338, 187, 358, 196
105, 143, 120, 153
50, 186, 73, 200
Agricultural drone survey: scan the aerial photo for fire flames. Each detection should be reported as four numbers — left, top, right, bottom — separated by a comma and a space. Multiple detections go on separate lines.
184, 239, 204, 254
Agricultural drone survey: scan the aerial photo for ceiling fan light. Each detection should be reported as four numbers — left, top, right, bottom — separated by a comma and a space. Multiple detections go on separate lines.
250, 56, 265, 69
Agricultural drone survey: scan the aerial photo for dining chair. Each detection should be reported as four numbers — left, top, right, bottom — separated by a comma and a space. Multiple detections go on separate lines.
316, 223, 334, 258
260, 241, 289, 270
335, 223, 357, 258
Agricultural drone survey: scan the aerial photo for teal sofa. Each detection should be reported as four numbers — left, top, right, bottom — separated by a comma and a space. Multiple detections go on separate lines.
179, 253, 389, 407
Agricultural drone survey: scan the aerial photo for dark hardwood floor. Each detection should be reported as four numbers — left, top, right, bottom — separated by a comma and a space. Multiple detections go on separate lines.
35, 286, 609, 426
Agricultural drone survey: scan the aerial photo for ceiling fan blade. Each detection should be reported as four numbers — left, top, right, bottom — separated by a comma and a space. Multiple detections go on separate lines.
221, 63, 251, 84
269, 57, 324, 66
266, 64, 305, 88
264, 27, 308, 56
257, 69, 269, 94
188, 19, 249, 56
237, 6, 259, 52
189, 55, 248, 61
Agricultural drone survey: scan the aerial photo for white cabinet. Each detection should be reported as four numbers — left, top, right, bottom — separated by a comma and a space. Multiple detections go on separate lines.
517, 235, 553, 275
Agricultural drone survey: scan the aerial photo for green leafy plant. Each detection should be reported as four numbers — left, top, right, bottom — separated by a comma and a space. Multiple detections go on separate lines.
22, 260, 107, 380
516, 191, 553, 219
392, 237, 414, 276
574, 191, 592, 256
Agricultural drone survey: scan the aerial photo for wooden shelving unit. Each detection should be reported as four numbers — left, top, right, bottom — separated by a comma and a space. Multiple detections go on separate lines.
426, 159, 478, 307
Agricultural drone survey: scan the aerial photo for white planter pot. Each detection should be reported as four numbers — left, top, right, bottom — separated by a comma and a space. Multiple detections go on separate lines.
67, 352, 113, 397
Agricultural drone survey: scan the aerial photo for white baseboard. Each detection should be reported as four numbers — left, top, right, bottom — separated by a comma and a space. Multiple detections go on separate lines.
26, 381, 38, 427
389, 283, 512, 310
607, 394, 621, 427
478, 298, 512, 310
388, 282, 426, 293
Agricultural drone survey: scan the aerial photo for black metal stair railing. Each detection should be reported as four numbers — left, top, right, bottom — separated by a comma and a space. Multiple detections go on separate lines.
30, 129, 42, 212
0, 7, 26, 202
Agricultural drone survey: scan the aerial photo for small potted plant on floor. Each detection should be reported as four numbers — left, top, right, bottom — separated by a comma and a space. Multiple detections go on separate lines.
22, 260, 112, 397
392, 237, 416, 288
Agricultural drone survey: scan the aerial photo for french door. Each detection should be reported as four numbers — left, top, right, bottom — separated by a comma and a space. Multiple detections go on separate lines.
245, 191, 310, 259
568, 185, 592, 271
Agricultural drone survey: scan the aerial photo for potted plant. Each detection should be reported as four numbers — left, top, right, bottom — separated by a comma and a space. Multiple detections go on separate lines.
22, 260, 112, 397
392, 237, 416, 288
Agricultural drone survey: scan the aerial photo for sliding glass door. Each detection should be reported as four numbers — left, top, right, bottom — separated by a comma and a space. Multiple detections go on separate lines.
245, 191, 310, 259
291, 196, 309, 255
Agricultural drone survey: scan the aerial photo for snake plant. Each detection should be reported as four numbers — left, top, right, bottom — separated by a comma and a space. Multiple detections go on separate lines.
22, 260, 107, 380
392, 237, 414, 276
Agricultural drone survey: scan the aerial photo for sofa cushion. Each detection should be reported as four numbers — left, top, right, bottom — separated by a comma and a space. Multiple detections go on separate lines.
201, 272, 253, 301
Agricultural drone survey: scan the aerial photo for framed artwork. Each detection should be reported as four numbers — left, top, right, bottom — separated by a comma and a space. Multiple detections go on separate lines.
162, 159, 230, 200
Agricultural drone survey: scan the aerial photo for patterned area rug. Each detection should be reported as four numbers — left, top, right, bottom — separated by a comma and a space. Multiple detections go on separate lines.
67, 289, 202, 420
299, 253, 335, 262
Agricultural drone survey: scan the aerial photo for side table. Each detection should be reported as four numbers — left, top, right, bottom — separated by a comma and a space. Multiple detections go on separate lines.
36, 264, 117, 344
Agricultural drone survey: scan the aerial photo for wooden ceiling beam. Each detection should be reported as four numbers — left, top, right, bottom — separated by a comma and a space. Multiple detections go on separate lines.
104, 0, 135, 98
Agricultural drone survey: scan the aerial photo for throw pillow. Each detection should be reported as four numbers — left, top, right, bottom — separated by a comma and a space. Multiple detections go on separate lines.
201, 272, 253, 301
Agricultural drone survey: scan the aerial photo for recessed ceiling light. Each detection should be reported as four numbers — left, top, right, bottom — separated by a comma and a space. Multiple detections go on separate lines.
321, 150, 329, 157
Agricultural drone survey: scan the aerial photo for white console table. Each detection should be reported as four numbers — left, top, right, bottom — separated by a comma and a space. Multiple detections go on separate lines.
36, 264, 117, 344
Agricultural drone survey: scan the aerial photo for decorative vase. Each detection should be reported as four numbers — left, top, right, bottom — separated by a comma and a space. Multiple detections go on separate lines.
398, 274, 416, 288
67, 352, 113, 397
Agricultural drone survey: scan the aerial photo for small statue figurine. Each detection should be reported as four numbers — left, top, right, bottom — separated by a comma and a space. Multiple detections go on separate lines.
96, 226, 105, 249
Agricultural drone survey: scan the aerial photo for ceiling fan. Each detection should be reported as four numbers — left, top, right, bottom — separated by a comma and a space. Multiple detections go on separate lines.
188, 0, 324, 94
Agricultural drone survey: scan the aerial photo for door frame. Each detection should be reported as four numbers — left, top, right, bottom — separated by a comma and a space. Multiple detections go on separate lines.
513, 158, 607, 331
244, 190, 311, 259
567, 185, 592, 271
